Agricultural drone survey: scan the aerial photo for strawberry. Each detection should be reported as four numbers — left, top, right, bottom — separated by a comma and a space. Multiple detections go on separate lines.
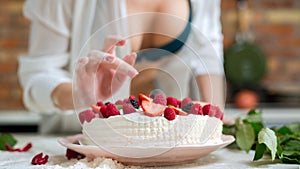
141, 99, 165, 117
78, 110, 96, 124
91, 105, 101, 114
164, 107, 176, 120
139, 93, 152, 102
168, 105, 188, 116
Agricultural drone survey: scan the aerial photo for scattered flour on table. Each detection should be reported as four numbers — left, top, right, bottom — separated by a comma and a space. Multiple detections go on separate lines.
46, 156, 141, 169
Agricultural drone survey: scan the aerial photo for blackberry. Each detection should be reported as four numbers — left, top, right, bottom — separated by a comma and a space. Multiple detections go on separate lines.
182, 102, 193, 113
105, 102, 111, 105
129, 99, 139, 109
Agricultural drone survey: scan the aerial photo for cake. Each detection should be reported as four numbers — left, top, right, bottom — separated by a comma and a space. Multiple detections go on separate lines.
78, 94, 224, 150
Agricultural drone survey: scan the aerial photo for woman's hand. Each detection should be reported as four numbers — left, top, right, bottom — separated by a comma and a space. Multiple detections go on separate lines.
75, 37, 138, 105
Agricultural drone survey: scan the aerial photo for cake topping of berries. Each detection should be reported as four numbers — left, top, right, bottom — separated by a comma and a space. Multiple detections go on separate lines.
181, 97, 192, 108
123, 103, 136, 114
202, 104, 223, 120
189, 103, 202, 115
91, 105, 101, 114
203, 104, 215, 116
115, 100, 124, 105
129, 99, 139, 109
106, 104, 121, 117
82, 93, 224, 122
164, 107, 176, 120
96, 101, 104, 107
153, 94, 167, 105
167, 96, 179, 107
168, 105, 188, 116
182, 102, 194, 113
79, 110, 96, 124
141, 99, 165, 117
139, 93, 151, 102
100, 105, 107, 118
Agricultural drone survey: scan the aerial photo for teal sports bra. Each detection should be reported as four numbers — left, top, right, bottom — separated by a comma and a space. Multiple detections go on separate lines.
136, 0, 192, 62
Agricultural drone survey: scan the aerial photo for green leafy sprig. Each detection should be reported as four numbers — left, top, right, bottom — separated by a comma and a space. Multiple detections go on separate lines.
0, 133, 17, 150
223, 109, 300, 164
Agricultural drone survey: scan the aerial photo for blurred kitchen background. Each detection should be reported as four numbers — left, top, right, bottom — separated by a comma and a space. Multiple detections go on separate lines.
0, 0, 299, 132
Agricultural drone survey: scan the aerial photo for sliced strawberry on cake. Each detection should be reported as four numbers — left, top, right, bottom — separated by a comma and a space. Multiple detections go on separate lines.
168, 105, 188, 116
91, 105, 101, 114
140, 93, 165, 117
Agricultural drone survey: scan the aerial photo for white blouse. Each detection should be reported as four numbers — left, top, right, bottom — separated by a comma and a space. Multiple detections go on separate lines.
18, 0, 223, 133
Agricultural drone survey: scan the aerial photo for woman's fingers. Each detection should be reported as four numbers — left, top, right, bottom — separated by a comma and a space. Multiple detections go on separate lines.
77, 50, 138, 78
123, 52, 137, 66
102, 36, 126, 54
102, 54, 138, 78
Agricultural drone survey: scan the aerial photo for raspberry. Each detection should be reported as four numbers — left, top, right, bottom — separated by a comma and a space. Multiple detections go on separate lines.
177, 99, 181, 108
31, 152, 49, 165
100, 105, 107, 118
167, 97, 179, 107
214, 106, 223, 120
153, 94, 167, 105
189, 103, 202, 115
123, 98, 129, 103
96, 101, 104, 107
129, 95, 136, 100
66, 148, 85, 160
123, 103, 136, 114
164, 107, 176, 120
182, 102, 193, 113
106, 104, 120, 117
181, 97, 192, 108
115, 100, 124, 105
78, 110, 96, 123
203, 104, 218, 117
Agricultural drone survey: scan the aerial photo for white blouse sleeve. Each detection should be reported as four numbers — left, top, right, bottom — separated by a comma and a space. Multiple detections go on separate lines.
190, 0, 224, 75
18, 0, 73, 114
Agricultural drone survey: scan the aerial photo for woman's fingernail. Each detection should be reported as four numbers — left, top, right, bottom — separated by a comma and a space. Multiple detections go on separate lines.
128, 69, 138, 78
105, 55, 115, 62
78, 57, 88, 65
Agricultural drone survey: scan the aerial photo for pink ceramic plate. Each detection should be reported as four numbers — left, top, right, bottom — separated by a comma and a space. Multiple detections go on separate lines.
58, 134, 235, 166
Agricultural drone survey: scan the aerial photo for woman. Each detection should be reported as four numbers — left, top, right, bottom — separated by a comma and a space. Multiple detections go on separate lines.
18, 0, 224, 133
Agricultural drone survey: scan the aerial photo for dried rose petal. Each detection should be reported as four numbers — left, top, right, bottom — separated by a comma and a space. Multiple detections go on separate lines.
66, 148, 85, 160
31, 152, 49, 165
22, 143, 32, 151
5, 143, 32, 152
